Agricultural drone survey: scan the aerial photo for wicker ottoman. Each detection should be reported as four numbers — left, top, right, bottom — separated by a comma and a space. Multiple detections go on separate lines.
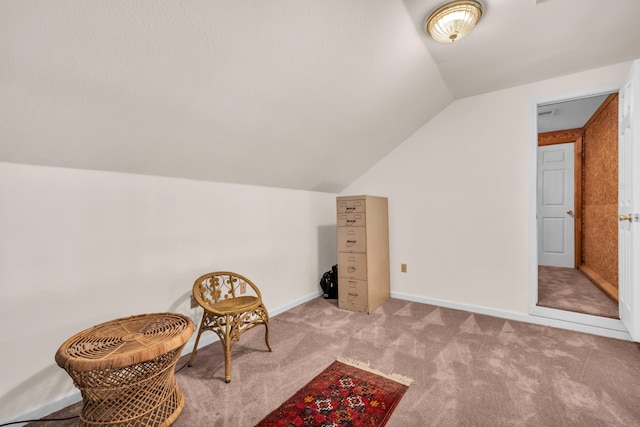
55, 313, 194, 427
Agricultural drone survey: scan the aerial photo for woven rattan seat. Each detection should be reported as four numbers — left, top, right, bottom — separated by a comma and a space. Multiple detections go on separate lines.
188, 271, 272, 383
209, 295, 261, 313
55, 313, 194, 427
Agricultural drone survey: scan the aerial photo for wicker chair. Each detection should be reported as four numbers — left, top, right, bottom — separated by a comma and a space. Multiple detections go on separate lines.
188, 271, 272, 382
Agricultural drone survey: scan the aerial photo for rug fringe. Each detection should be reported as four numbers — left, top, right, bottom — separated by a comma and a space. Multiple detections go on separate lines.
337, 356, 414, 387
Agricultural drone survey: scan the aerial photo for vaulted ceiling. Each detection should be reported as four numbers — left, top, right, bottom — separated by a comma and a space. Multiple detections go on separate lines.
2, 0, 640, 192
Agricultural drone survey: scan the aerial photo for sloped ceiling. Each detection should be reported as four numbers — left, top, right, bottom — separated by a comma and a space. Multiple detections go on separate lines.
1, 0, 640, 192
403, 0, 640, 99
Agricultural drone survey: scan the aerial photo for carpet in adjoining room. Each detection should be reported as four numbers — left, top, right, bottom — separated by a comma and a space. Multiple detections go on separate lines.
538, 265, 619, 318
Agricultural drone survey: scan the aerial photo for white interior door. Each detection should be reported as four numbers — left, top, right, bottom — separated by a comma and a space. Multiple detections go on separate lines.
619, 59, 640, 341
538, 142, 575, 268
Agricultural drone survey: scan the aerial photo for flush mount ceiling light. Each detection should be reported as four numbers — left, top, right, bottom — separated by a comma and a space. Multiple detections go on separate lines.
425, 0, 483, 43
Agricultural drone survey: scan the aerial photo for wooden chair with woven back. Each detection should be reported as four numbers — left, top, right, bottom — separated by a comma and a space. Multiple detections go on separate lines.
188, 271, 272, 382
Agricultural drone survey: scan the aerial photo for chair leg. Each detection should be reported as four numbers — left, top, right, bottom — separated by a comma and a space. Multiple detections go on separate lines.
199, 310, 272, 383
264, 322, 272, 352
188, 316, 205, 367
258, 304, 273, 352
188, 330, 202, 367
223, 315, 232, 383
224, 342, 231, 383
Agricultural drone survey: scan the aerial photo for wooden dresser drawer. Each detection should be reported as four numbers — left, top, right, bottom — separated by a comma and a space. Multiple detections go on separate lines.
339, 278, 368, 313
337, 212, 366, 227
337, 227, 366, 253
339, 278, 367, 299
339, 301, 368, 314
338, 253, 367, 280
337, 199, 365, 214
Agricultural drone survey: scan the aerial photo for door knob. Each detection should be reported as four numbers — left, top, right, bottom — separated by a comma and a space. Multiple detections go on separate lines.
619, 214, 633, 222
566, 210, 574, 216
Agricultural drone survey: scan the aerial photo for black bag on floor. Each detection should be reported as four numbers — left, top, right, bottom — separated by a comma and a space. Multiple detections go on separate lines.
320, 264, 338, 299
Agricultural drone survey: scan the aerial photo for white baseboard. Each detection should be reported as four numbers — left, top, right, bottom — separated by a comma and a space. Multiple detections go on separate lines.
1, 389, 81, 427
3, 290, 323, 427
269, 290, 323, 317
391, 291, 632, 341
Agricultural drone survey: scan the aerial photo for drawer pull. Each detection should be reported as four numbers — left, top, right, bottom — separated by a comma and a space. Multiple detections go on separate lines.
347, 266, 357, 272
346, 219, 356, 224
346, 240, 356, 245
348, 292, 358, 297
346, 207, 355, 211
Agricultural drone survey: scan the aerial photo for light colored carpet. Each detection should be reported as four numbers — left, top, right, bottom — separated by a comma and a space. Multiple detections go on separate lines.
31, 297, 640, 426
537, 265, 619, 319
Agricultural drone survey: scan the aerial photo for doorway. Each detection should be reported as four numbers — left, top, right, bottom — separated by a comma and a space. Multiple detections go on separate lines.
530, 60, 640, 341
536, 93, 620, 319
530, 90, 628, 335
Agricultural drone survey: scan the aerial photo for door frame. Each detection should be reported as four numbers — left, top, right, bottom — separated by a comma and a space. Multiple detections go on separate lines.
537, 132, 582, 269
529, 84, 628, 336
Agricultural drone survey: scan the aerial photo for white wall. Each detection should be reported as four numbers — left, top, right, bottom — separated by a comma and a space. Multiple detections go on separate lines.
341, 61, 631, 316
0, 162, 336, 423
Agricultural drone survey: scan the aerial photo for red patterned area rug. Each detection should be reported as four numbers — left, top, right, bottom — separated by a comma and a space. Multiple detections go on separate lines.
255, 357, 413, 427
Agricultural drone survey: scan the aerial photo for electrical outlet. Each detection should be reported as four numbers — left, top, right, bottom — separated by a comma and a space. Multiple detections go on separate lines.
190, 295, 198, 308
401, 263, 407, 273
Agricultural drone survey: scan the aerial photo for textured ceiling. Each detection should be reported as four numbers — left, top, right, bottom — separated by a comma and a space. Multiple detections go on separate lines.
1, 1, 639, 192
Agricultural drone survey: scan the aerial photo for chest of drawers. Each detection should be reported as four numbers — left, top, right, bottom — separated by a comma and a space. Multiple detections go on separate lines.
336, 195, 390, 313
